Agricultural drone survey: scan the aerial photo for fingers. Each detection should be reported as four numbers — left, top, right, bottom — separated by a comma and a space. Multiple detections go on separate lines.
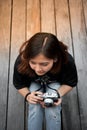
54, 98, 62, 106
35, 91, 43, 95
40, 101, 46, 108
27, 91, 62, 107
27, 91, 43, 104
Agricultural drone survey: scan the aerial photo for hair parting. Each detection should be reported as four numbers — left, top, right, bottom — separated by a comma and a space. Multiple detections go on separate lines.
42, 37, 48, 48
18, 32, 68, 77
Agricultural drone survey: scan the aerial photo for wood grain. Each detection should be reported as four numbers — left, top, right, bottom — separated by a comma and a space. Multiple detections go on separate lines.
83, 0, 87, 34
0, 0, 87, 130
41, 0, 55, 34
55, 0, 81, 129
69, 0, 87, 129
0, 0, 11, 130
27, 0, 40, 39
7, 0, 26, 130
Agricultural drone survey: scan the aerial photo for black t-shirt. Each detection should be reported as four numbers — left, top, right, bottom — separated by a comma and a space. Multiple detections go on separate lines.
13, 53, 78, 90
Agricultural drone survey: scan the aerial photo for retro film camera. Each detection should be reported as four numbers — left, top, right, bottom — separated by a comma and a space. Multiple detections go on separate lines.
37, 92, 59, 107
35, 75, 60, 107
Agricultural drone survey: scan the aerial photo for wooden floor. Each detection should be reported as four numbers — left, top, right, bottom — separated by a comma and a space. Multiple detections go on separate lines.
0, 0, 87, 130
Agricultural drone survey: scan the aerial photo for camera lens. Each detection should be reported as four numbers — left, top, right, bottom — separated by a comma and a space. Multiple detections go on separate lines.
44, 98, 53, 107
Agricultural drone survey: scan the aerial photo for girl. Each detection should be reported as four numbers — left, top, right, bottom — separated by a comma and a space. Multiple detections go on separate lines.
13, 32, 78, 130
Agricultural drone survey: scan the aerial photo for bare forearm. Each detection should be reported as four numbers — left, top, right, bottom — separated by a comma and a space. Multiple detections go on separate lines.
18, 87, 30, 97
58, 85, 73, 97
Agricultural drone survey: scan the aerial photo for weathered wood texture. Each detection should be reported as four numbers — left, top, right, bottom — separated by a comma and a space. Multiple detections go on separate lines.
0, 0, 11, 130
27, 0, 40, 38
0, 0, 87, 130
55, 0, 81, 130
7, 0, 26, 130
41, 0, 55, 34
69, 0, 87, 129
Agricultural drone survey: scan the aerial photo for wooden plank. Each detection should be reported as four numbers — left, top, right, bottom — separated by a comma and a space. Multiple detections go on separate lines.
83, 0, 87, 33
69, 0, 87, 129
7, 0, 26, 130
27, 0, 40, 39
0, 0, 11, 130
55, 0, 81, 130
41, 0, 55, 34
55, 0, 72, 53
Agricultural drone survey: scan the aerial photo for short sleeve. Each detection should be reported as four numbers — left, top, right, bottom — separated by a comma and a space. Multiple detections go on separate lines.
61, 54, 78, 87
13, 56, 30, 90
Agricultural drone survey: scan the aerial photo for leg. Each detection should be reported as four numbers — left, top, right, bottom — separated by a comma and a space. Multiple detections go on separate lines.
28, 82, 44, 130
45, 82, 62, 130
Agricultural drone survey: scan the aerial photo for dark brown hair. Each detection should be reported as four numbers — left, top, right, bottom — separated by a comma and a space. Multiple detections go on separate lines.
18, 32, 68, 77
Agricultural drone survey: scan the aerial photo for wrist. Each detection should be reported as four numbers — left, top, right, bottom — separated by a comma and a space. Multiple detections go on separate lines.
57, 90, 62, 98
25, 92, 31, 102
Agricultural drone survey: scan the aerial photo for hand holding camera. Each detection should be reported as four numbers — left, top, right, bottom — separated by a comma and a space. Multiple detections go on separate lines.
34, 75, 62, 107
37, 91, 61, 107
26, 91, 43, 104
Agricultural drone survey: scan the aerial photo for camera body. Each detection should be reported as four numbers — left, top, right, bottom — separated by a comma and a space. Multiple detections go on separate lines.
35, 75, 60, 107
38, 92, 58, 107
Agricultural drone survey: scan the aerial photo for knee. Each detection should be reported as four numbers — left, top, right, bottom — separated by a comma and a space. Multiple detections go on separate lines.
28, 103, 43, 117
45, 106, 61, 121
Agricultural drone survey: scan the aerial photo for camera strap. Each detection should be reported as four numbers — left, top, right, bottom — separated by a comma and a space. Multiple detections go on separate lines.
35, 75, 60, 97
